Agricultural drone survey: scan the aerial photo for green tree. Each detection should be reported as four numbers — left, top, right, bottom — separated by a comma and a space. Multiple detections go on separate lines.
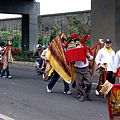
66, 15, 91, 46
11, 29, 22, 40
38, 33, 44, 45
66, 15, 91, 37
0, 30, 12, 42
50, 25, 60, 42
11, 29, 22, 48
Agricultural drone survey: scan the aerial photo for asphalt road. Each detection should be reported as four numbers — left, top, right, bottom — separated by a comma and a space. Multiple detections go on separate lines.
0, 64, 115, 120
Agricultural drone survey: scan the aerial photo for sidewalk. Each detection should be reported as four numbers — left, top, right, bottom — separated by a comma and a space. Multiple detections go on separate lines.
11, 61, 35, 67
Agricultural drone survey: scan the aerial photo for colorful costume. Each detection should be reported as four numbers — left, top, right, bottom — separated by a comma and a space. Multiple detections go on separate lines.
46, 34, 72, 94
1, 41, 13, 78
46, 34, 72, 84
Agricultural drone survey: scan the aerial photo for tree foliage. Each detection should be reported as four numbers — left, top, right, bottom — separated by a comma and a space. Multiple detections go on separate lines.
0, 30, 12, 40
50, 25, 60, 42
38, 33, 44, 45
66, 15, 91, 37
11, 29, 22, 41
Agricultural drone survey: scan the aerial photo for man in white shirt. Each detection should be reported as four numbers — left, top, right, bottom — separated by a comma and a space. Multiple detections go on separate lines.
95, 38, 115, 95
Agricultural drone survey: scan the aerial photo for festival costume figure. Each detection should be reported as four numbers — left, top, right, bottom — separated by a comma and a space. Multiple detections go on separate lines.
46, 34, 72, 95
68, 33, 88, 90
95, 39, 115, 96
73, 37, 93, 102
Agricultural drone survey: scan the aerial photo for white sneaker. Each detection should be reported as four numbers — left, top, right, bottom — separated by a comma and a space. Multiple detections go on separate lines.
8, 76, 12, 79
46, 86, 52, 93
2, 76, 6, 78
42, 74, 45, 79
64, 91, 72, 95
95, 90, 99, 96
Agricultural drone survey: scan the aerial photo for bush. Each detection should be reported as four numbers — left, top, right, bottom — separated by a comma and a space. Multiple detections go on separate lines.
12, 48, 21, 54
12, 48, 34, 62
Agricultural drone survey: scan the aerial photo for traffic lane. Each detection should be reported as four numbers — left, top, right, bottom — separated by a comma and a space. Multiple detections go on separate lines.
0, 64, 110, 120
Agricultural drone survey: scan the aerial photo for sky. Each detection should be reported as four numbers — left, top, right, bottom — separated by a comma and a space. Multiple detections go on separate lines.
0, 0, 91, 19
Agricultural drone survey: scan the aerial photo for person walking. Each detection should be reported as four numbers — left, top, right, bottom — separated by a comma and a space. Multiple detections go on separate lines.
46, 34, 72, 95
74, 38, 93, 102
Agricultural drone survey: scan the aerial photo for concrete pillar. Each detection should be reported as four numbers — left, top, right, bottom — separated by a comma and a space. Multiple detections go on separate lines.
115, 0, 120, 51
91, 0, 116, 50
0, 0, 40, 51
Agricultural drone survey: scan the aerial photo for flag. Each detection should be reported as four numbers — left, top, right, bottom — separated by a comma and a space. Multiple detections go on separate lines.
89, 42, 102, 79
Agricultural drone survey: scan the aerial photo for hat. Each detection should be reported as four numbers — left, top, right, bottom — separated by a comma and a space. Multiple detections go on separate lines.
104, 39, 112, 43
36, 44, 42, 48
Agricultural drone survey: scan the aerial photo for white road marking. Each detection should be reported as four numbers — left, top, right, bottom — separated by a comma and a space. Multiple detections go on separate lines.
0, 113, 15, 120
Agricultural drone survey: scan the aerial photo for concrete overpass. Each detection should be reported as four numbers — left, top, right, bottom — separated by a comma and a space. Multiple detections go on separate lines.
0, 0, 119, 51
0, 0, 40, 51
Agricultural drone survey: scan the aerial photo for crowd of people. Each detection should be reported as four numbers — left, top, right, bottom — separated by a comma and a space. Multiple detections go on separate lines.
35, 33, 120, 102
1, 33, 120, 103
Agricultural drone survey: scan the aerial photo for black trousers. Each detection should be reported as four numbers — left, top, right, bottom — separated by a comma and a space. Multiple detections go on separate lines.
106, 71, 115, 84
96, 71, 115, 91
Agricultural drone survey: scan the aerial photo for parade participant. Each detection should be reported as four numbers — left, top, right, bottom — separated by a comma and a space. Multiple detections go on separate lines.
41, 43, 52, 80
0, 42, 5, 75
46, 34, 72, 94
73, 37, 93, 102
95, 38, 115, 95
113, 49, 120, 78
67, 33, 87, 89
1, 41, 14, 78
40, 43, 50, 71
41, 43, 50, 60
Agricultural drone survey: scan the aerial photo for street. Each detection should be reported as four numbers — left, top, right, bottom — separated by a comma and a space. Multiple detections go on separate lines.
0, 64, 111, 120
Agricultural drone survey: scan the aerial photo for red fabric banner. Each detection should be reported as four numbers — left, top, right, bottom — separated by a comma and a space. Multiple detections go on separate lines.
65, 47, 86, 63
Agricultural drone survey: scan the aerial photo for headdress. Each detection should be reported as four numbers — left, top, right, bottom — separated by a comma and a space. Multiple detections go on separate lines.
70, 33, 78, 40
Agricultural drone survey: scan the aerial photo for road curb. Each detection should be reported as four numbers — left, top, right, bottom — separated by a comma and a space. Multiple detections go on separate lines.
12, 61, 35, 67
11, 61, 99, 75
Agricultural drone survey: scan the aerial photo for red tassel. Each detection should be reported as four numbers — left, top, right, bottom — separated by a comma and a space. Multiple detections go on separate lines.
84, 34, 90, 41
79, 38, 84, 43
